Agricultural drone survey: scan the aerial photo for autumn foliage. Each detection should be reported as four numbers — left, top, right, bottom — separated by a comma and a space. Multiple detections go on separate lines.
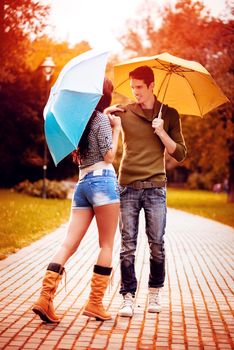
0, 1, 91, 186
0, 0, 233, 201
119, 0, 233, 201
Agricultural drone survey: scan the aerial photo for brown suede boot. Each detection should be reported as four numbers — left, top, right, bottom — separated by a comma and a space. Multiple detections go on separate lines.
83, 265, 112, 321
32, 263, 64, 323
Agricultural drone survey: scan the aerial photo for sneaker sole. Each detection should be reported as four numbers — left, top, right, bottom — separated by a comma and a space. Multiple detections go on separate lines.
118, 311, 133, 317
148, 307, 161, 313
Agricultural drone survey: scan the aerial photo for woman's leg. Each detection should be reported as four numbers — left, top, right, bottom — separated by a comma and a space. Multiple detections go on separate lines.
32, 208, 94, 323
94, 203, 120, 267
52, 208, 94, 266
83, 203, 119, 321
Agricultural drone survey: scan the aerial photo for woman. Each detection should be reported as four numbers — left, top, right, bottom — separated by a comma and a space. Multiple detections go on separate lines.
32, 78, 121, 322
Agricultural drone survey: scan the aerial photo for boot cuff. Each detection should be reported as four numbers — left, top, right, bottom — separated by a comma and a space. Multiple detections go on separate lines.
94, 265, 112, 276
47, 262, 64, 274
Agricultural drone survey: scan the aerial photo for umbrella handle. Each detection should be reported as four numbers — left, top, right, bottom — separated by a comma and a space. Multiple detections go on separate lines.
157, 104, 163, 119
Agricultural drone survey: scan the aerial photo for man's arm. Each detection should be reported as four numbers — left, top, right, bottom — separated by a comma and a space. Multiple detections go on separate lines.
152, 110, 187, 162
152, 118, 177, 154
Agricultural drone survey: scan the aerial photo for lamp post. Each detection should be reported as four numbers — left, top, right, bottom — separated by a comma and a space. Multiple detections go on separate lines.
40, 56, 55, 198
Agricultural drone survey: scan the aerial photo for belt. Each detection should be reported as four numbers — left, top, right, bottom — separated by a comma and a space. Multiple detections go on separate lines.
128, 180, 166, 189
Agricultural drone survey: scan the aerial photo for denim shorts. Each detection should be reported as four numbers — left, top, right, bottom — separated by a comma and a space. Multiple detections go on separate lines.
72, 169, 120, 209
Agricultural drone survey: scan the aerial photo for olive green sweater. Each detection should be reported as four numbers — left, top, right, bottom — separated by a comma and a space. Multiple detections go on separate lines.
116, 99, 187, 185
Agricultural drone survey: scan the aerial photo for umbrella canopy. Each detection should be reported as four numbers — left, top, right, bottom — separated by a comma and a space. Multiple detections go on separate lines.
44, 49, 109, 165
114, 52, 229, 117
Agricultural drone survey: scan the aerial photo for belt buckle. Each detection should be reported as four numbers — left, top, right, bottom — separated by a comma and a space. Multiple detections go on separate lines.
132, 181, 144, 189
137, 181, 152, 189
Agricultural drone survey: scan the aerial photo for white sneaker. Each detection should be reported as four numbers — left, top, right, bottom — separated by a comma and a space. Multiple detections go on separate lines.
118, 292, 134, 317
148, 287, 162, 313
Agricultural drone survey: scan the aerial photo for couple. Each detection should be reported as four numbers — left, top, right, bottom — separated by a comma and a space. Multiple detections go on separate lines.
32, 65, 187, 322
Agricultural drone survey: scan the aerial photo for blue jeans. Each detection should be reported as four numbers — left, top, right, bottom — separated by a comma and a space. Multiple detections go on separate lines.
72, 169, 120, 209
119, 186, 167, 295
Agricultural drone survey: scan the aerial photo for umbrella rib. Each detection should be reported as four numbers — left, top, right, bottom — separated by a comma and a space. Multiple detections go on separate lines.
157, 73, 172, 105
154, 57, 204, 116
153, 59, 195, 74
157, 72, 171, 101
180, 73, 203, 117
156, 65, 203, 116
115, 77, 130, 91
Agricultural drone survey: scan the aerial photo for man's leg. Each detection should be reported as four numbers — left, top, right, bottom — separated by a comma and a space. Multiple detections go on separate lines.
119, 186, 141, 316
143, 187, 167, 312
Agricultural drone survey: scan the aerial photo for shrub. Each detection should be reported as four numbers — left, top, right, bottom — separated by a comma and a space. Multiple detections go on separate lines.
15, 179, 69, 199
187, 172, 218, 191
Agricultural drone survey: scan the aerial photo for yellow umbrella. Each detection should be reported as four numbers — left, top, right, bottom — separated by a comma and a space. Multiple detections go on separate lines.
114, 52, 229, 117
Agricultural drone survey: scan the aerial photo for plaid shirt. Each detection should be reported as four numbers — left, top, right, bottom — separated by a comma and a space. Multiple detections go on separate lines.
79, 111, 113, 169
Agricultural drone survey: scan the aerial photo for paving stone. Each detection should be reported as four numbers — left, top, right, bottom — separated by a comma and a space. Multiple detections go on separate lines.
0, 209, 233, 349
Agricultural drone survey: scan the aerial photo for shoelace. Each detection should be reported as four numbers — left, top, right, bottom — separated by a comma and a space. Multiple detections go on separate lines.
60, 269, 67, 292
64, 269, 67, 292
123, 295, 133, 308
108, 269, 115, 293
149, 290, 160, 304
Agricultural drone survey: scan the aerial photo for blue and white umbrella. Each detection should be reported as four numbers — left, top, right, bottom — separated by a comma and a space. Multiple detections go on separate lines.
44, 49, 109, 165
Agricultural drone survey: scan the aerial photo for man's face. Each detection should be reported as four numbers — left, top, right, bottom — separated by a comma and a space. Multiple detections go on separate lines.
130, 78, 154, 105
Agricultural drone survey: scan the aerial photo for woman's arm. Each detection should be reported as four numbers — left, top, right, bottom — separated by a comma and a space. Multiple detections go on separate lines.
104, 115, 121, 163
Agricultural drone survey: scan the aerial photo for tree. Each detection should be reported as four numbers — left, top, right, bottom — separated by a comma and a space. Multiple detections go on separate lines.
0, 0, 49, 85
25, 38, 92, 183
26, 38, 91, 84
0, 36, 93, 186
0, 0, 50, 186
119, 0, 234, 201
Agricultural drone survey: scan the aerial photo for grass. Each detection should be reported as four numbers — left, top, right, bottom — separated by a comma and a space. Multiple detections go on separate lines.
0, 187, 233, 260
167, 188, 234, 228
0, 189, 70, 259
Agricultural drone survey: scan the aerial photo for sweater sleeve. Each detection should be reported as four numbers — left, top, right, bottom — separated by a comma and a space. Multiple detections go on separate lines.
168, 109, 187, 162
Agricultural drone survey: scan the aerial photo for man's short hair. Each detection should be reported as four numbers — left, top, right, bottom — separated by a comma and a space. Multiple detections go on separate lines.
129, 65, 154, 87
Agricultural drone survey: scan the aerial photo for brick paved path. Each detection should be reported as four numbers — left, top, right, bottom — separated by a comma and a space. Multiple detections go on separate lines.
0, 209, 233, 350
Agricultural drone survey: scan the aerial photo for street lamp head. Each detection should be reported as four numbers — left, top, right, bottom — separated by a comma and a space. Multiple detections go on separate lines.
41, 56, 56, 81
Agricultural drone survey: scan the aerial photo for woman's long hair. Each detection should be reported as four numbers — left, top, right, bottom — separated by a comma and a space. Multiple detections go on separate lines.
72, 77, 113, 164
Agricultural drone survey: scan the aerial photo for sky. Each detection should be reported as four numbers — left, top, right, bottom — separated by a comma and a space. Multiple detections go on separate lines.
45, 0, 230, 53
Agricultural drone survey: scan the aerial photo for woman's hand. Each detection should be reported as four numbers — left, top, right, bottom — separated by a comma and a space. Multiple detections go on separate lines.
108, 114, 121, 130
104, 104, 125, 115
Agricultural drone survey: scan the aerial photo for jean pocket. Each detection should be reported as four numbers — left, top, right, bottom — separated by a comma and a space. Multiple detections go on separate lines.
154, 187, 166, 198
118, 185, 128, 196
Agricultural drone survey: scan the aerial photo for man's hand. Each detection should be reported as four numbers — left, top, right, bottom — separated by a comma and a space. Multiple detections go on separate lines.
152, 117, 164, 137
152, 117, 177, 154
104, 104, 125, 115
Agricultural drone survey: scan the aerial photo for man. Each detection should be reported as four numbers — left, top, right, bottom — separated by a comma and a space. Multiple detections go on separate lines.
106, 65, 186, 317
